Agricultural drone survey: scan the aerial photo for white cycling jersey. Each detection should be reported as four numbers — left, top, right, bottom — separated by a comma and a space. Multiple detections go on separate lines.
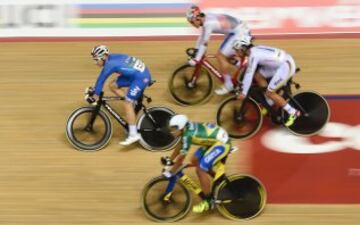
241, 45, 297, 95
194, 13, 250, 61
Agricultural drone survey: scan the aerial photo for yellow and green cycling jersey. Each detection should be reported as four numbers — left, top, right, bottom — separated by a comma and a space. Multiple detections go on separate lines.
180, 122, 230, 155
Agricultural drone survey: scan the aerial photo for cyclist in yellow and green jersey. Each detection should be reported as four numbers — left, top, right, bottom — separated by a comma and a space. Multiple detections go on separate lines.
162, 114, 233, 213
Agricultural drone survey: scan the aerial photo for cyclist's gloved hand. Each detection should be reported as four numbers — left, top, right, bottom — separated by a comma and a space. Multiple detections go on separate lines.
186, 48, 198, 58
162, 169, 172, 179
188, 58, 197, 67
85, 94, 97, 105
161, 163, 173, 179
161, 156, 174, 166
85, 86, 95, 96
234, 83, 242, 93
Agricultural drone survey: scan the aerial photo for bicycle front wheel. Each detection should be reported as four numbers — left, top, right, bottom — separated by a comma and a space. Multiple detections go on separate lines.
141, 176, 192, 222
214, 174, 267, 220
137, 107, 180, 151
65, 107, 112, 151
169, 64, 213, 105
217, 97, 263, 139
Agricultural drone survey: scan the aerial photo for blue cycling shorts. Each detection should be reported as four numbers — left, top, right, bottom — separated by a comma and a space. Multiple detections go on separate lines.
194, 142, 230, 172
116, 69, 151, 102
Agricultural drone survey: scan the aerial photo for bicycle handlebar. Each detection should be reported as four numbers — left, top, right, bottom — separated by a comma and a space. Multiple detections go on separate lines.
102, 95, 126, 101
186, 48, 198, 58
84, 89, 152, 107
162, 163, 194, 176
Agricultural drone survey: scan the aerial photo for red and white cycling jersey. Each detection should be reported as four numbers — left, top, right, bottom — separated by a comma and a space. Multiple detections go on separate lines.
194, 13, 250, 61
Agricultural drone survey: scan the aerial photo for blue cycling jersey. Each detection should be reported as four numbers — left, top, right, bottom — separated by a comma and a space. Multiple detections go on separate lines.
94, 54, 148, 95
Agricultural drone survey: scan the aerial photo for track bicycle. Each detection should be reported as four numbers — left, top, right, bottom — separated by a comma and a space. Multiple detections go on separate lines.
217, 69, 331, 139
66, 81, 180, 151
141, 151, 267, 222
169, 48, 246, 105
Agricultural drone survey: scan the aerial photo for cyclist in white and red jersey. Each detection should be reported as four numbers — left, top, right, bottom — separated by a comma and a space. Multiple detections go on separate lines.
232, 36, 301, 127
186, 5, 252, 95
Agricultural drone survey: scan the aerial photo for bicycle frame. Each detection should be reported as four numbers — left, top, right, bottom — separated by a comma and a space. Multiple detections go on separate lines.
248, 77, 309, 117
163, 173, 203, 202
102, 97, 129, 130
162, 163, 228, 203
86, 92, 158, 132
281, 88, 309, 116
189, 55, 246, 87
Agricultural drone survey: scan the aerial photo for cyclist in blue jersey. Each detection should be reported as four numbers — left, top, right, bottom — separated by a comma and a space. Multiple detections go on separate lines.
90, 45, 151, 145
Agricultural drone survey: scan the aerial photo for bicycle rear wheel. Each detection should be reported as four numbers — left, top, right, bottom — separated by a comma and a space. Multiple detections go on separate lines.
137, 107, 180, 151
141, 176, 192, 222
214, 174, 267, 220
284, 91, 330, 135
217, 96, 263, 139
169, 64, 213, 105
66, 107, 112, 151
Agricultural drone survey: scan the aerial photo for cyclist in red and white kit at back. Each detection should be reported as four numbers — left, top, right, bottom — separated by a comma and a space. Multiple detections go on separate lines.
186, 5, 252, 95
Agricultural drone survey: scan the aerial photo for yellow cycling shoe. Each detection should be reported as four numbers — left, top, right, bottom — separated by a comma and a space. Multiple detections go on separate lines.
285, 111, 301, 127
192, 200, 212, 213
260, 107, 269, 116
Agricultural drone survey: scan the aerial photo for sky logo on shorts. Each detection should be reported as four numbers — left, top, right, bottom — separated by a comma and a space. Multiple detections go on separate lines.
129, 86, 141, 96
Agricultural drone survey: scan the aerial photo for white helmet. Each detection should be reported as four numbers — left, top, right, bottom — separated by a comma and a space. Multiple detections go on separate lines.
91, 45, 109, 59
232, 35, 252, 50
169, 114, 188, 130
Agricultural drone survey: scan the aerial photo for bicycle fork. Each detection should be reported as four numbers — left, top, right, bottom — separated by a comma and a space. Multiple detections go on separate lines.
186, 64, 203, 88
85, 103, 102, 132
233, 98, 249, 123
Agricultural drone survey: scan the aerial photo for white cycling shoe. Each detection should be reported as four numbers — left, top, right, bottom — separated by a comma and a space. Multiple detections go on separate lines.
119, 133, 141, 146
215, 85, 233, 95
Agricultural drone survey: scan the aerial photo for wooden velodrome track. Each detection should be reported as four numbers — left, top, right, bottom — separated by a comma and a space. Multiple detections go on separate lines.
0, 38, 359, 225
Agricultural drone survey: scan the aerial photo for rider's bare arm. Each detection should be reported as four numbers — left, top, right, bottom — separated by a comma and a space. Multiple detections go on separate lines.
170, 154, 186, 174
170, 134, 191, 173
194, 25, 213, 62
170, 142, 182, 161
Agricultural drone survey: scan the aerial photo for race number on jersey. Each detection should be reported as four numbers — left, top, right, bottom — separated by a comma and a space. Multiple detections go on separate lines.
128, 57, 145, 73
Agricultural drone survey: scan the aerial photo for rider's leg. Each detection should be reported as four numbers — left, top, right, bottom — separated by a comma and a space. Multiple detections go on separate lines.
110, 76, 140, 145
214, 33, 237, 95
267, 60, 299, 126
192, 143, 230, 213
254, 72, 268, 88
111, 76, 135, 132
123, 100, 138, 134
119, 74, 151, 145
254, 72, 274, 115
191, 148, 211, 195
216, 51, 233, 88
255, 73, 273, 105
109, 78, 127, 96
